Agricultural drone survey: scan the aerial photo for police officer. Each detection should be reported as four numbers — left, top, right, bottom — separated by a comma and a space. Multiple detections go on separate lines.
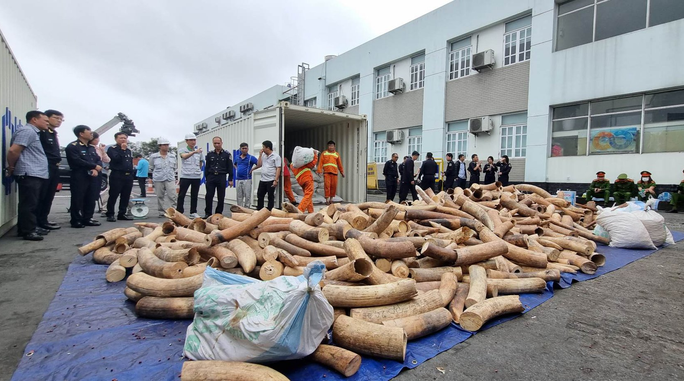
65, 125, 103, 228
203, 136, 234, 218
399, 151, 419, 203
418, 152, 438, 191
382, 153, 399, 202
612, 173, 636, 205
36, 109, 64, 230
443, 153, 456, 190
585, 171, 610, 202
106, 132, 135, 222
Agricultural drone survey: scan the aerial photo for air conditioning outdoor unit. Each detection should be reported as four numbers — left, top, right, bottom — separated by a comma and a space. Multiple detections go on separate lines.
194, 124, 201, 132
240, 103, 254, 113
386, 130, 404, 143
214, 116, 221, 123
472, 50, 495, 71
469, 116, 493, 134
388, 78, 404, 94
201, 122, 208, 129
222, 110, 235, 120
334, 95, 348, 109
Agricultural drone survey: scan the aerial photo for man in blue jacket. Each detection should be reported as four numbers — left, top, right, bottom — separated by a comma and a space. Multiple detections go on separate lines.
234, 142, 258, 208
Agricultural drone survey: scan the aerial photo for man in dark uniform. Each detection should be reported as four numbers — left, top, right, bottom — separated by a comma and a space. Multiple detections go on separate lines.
612, 173, 636, 205
65, 125, 103, 228
418, 152, 438, 191
382, 153, 399, 203
106, 132, 134, 222
203, 136, 234, 218
35, 109, 63, 230
585, 171, 610, 201
443, 153, 456, 190
399, 151, 419, 203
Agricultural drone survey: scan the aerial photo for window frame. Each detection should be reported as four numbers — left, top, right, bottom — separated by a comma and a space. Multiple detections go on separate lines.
328, 90, 338, 111
555, 0, 683, 51
449, 46, 472, 80
373, 132, 388, 163
500, 115, 528, 158
304, 98, 316, 108
351, 84, 360, 106
375, 73, 390, 100
550, 89, 684, 157
409, 62, 425, 90
503, 25, 532, 66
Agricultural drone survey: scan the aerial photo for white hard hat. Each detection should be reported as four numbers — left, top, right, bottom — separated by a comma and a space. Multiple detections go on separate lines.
185, 133, 197, 140
158, 137, 170, 145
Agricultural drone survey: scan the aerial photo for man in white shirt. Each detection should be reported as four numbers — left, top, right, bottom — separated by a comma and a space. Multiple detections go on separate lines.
250, 140, 281, 211
148, 138, 178, 217
177, 134, 204, 218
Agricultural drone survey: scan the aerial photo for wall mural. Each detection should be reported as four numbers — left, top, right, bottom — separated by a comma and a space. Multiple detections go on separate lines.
2, 107, 22, 195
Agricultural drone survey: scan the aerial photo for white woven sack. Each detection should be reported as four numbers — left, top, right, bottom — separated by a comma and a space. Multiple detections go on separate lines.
596, 209, 656, 249
292, 146, 315, 168
631, 210, 667, 247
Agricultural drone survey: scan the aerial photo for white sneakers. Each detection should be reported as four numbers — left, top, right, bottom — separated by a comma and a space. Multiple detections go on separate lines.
189, 213, 201, 219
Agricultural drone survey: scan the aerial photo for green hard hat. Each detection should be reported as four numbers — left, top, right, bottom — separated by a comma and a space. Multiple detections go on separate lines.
617, 173, 628, 180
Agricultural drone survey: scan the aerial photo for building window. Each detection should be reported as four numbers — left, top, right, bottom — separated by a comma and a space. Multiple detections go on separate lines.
328, 89, 338, 111
503, 16, 532, 66
376, 67, 391, 100
407, 127, 422, 160
556, 0, 682, 51
409, 55, 425, 90
500, 113, 527, 158
351, 84, 360, 106
373, 132, 387, 163
304, 98, 316, 108
551, 89, 684, 156
449, 49, 471, 80
446, 121, 468, 157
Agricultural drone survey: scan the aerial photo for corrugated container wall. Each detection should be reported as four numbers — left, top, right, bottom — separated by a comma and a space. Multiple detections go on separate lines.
0, 30, 37, 237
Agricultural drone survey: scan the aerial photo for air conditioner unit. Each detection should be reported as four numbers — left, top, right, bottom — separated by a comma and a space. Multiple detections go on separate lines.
222, 111, 235, 120
469, 116, 493, 134
240, 103, 254, 113
194, 124, 202, 132
214, 116, 221, 123
388, 78, 404, 94
334, 95, 348, 109
472, 50, 495, 71
386, 130, 404, 143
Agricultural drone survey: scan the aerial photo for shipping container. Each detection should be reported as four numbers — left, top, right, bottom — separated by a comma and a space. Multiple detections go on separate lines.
191, 102, 367, 209
0, 29, 38, 237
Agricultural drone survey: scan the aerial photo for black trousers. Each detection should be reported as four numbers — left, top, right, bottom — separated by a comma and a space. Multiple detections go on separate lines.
204, 174, 226, 215
456, 178, 467, 189
469, 177, 480, 188
386, 178, 398, 201
399, 181, 418, 203
70, 172, 99, 225
137, 176, 147, 197
36, 163, 59, 226
107, 171, 134, 217
178, 178, 201, 214
16, 176, 45, 235
257, 180, 276, 211
499, 175, 509, 187
420, 176, 435, 192
444, 176, 455, 190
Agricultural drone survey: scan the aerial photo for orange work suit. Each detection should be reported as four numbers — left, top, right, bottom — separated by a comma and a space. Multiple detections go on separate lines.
291, 153, 318, 213
282, 159, 296, 203
317, 150, 344, 199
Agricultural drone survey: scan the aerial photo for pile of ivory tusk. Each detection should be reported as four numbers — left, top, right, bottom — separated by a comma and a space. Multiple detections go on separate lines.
79, 182, 608, 380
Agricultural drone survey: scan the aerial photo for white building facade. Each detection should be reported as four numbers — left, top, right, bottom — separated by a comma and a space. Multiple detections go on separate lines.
196, 0, 684, 186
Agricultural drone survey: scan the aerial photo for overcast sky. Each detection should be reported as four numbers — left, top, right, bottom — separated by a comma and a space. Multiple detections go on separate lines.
0, 0, 450, 145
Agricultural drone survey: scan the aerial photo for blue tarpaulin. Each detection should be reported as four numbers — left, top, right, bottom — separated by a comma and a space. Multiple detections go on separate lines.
12, 231, 683, 381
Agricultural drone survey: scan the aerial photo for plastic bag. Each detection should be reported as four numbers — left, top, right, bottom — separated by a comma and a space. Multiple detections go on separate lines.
184, 263, 334, 363
596, 209, 656, 249
292, 146, 316, 168
631, 210, 668, 247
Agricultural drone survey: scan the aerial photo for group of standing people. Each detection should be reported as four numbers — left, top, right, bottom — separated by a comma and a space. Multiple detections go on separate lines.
383, 151, 512, 204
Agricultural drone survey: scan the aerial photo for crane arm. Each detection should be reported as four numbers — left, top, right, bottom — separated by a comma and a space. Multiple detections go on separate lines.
94, 112, 139, 137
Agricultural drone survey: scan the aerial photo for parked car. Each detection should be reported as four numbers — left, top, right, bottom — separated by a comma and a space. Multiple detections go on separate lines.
58, 154, 108, 192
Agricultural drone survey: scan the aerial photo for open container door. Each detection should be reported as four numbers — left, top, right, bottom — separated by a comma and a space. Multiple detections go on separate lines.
252, 107, 284, 208
281, 102, 367, 205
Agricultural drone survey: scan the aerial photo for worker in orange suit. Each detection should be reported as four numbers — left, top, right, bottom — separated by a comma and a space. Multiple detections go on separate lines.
317, 140, 344, 205
291, 152, 318, 213
282, 157, 297, 205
